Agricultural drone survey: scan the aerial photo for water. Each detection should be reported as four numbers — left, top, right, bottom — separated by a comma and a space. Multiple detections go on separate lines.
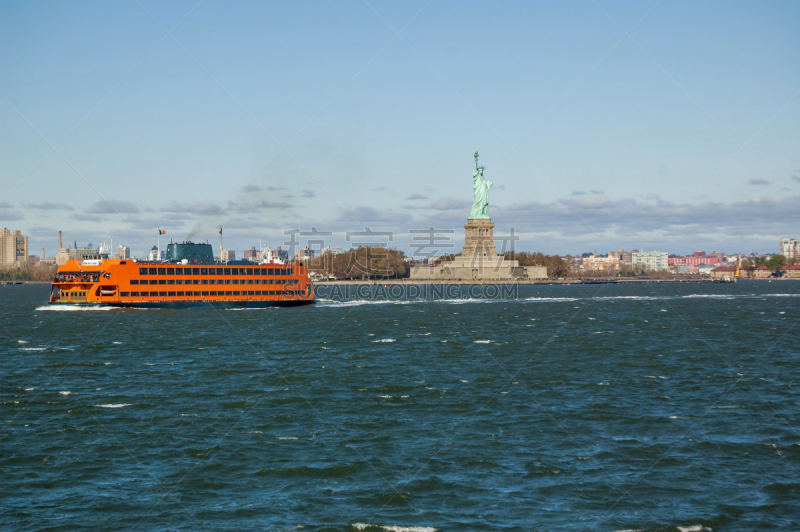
2, 282, 799, 531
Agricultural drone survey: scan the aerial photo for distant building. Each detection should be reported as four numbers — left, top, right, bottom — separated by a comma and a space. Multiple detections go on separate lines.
784, 264, 800, 279
295, 246, 315, 261
0, 228, 29, 266
115, 245, 131, 260
710, 265, 737, 280
581, 255, 620, 273
669, 256, 720, 266
147, 246, 167, 261
751, 265, 772, 279
274, 247, 288, 260
631, 251, 669, 271
243, 247, 258, 262
780, 238, 799, 260
320, 246, 344, 256
220, 249, 236, 261
56, 246, 97, 266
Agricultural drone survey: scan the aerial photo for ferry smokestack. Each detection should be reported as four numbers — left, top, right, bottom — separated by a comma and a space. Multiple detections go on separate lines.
58, 231, 62, 250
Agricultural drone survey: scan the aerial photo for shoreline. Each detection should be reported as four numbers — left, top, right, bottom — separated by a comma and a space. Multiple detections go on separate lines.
315, 277, 737, 286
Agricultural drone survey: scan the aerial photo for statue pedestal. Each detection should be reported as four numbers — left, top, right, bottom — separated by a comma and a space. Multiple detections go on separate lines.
410, 217, 546, 280
462, 218, 498, 259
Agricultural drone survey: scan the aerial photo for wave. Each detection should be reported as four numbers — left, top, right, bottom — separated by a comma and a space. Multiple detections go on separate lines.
314, 292, 800, 307
36, 305, 114, 311
352, 524, 437, 532
95, 403, 132, 408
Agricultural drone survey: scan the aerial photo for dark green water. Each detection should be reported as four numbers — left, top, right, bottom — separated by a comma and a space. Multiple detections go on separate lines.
1, 282, 798, 531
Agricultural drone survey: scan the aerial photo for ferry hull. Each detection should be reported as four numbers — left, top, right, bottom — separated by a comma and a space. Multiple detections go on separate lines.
48, 300, 315, 309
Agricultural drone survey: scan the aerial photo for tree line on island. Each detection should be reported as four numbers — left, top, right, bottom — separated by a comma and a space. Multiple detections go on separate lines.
308, 247, 567, 280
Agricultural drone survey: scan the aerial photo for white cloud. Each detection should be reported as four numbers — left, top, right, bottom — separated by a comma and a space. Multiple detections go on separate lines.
87, 199, 139, 214
24, 202, 74, 211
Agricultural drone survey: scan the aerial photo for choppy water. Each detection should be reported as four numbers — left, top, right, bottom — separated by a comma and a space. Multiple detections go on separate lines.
2, 282, 799, 531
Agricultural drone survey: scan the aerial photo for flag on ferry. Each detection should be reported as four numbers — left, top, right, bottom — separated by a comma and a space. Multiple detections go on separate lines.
219, 227, 222, 235
159, 229, 165, 235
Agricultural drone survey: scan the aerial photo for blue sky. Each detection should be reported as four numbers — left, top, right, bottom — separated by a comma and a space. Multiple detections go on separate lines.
1, 0, 799, 257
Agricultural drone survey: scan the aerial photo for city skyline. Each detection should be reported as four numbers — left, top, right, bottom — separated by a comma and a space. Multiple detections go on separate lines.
2, 1, 799, 256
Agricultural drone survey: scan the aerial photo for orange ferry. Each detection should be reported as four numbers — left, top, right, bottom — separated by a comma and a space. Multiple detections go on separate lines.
49, 241, 314, 308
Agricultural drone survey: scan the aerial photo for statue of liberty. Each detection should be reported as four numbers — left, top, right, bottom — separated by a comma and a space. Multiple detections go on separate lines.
470, 151, 492, 219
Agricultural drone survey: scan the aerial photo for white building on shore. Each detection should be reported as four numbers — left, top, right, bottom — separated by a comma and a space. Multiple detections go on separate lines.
631, 250, 669, 271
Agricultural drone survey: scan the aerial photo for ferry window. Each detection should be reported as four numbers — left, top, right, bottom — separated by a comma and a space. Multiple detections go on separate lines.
225, 291, 232, 296
131, 280, 139, 285
268, 268, 274, 275
176, 280, 183, 285
149, 268, 157, 275
233, 291, 240, 296
177, 291, 184, 297
168, 291, 176, 296
231, 268, 239, 275
247, 268, 253, 275
192, 268, 200, 275
209, 291, 216, 296
201, 280, 208, 285
202, 291, 209, 296
159, 291, 167, 296
193, 279, 200, 285
167, 268, 175, 275
254, 279, 260, 285
148, 280, 157, 285
158, 268, 166, 275
158, 280, 166, 285
254, 290, 261, 295
225, 279, 231, 285
248, 290, 255, 295
201, 268, 208, 275
194, 291, 201, 296
120, 292, 130, 297
175, 267, 183, 275
232, 279, 238, 285
224, 268, 231, 275
139, 267, 148, 275
168, 280, 175, 285
131, 291, 140, 297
